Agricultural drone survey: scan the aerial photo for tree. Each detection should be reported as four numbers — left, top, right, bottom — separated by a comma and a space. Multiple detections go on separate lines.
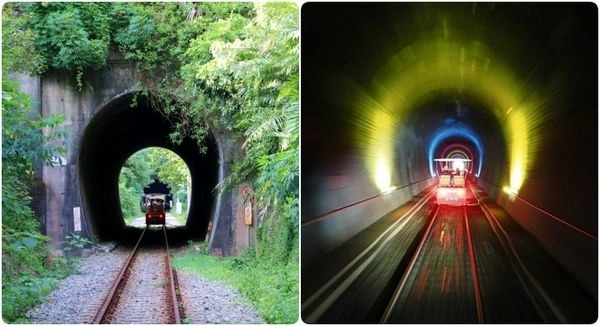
181, 2, 299, 262
118, 149, 153, 221
2, 3, 46, 75
146, 147, 190, 194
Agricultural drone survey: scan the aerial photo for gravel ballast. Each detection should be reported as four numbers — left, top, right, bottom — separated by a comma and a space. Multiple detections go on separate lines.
26, 249, 129, 324
26, 249, 264, 324
177, 270, 264, 323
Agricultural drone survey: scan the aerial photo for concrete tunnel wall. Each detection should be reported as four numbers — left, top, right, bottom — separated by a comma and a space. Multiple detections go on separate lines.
301, 3, 597, 297
17, 59, 254, 255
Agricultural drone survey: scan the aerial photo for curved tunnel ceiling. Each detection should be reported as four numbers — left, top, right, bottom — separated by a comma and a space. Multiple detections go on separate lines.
302, 3, 591, 196
78, 93, 219, 244
402, 93, 502, 179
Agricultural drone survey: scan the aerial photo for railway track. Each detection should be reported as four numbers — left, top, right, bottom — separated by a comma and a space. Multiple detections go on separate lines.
381, 204, 484, 323
92, 226, 182, 324
301, 189, 437, 323
303, 184, 563, 323
381, 185, 555, 323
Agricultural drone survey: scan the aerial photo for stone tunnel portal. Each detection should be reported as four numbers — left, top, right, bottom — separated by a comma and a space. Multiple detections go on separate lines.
79, 93, 219, 245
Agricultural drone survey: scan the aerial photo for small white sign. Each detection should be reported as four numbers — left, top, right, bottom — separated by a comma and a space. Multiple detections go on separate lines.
176, 200, 182, 215
73, 207, 81, 231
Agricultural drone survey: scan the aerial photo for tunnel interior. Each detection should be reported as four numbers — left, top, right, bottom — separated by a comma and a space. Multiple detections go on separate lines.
401, 92, 507, 182
79, 93, 219, 245
302, 2, 596, 218
301, 2, 597, 277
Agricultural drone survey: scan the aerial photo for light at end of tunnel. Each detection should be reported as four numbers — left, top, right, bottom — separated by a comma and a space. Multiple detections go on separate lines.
452, 159, 465, 171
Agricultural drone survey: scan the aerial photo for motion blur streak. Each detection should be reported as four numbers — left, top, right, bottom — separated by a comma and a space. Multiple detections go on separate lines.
506, 109, 528, 194
371, 110, 395, 192
342, 81, 399, 193
347, 13, 549, 193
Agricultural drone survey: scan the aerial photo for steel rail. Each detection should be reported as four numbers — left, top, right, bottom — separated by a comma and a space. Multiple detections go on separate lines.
380, 204, 441, 323
302, 188, 436, 322
463, 205, 485, 323
92, 227, 146, 324
476, 178, 596, 240
163, 225, 181, 324
469, 184, 563, 322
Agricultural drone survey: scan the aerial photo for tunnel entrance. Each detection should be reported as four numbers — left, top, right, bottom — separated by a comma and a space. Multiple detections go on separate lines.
118, 147, 190, 229
79, 93, 219, 245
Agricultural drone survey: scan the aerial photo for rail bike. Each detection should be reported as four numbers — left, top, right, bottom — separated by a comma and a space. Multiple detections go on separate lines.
434, 158, 471, 206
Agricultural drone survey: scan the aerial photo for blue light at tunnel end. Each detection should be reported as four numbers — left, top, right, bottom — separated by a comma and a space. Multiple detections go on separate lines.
427, 125, 484, 177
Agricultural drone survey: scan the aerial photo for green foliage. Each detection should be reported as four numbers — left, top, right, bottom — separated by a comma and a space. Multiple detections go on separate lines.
2, 80, 67, 174
2, 268, 73, 323
179, 3, 299, 264
23, 3, 112, 72
118, 149, 153, 222
118, 147, 190, 222
2, 76, 70, 323
64, 233, 93, 251
2, 4, 47, 74
147, 148, 190, 194
174, 245, 298, 323
175, 5, 300, 318
255, 149, 299, 263
111, 4, 155, 50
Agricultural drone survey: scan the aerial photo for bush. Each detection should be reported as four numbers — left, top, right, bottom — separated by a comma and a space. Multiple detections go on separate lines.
2, 74, 70, 323
2, 260, 75, 323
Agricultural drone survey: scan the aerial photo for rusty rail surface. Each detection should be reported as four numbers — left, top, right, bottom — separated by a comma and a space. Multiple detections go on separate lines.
92, 228, 146, 324
164, 225, 181, 324
92, 226, 181, 324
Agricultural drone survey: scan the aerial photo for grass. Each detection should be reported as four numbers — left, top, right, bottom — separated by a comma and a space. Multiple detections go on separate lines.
173, 243, 298, 324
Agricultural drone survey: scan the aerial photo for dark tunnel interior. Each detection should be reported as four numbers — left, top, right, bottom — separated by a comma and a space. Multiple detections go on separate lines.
404, 92, 507, 182
301, 1, 597, 230
300, 3, 597, 294
78, 93, 219, 245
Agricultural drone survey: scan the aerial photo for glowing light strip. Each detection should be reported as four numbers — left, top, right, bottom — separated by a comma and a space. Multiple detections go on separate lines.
373, 37, 541, 194
350, 25, 544, 193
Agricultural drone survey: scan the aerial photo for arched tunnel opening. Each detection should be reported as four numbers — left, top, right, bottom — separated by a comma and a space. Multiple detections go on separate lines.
118, 147, 190, 229
402, 92, 506, 182
79, 92, 219, 246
